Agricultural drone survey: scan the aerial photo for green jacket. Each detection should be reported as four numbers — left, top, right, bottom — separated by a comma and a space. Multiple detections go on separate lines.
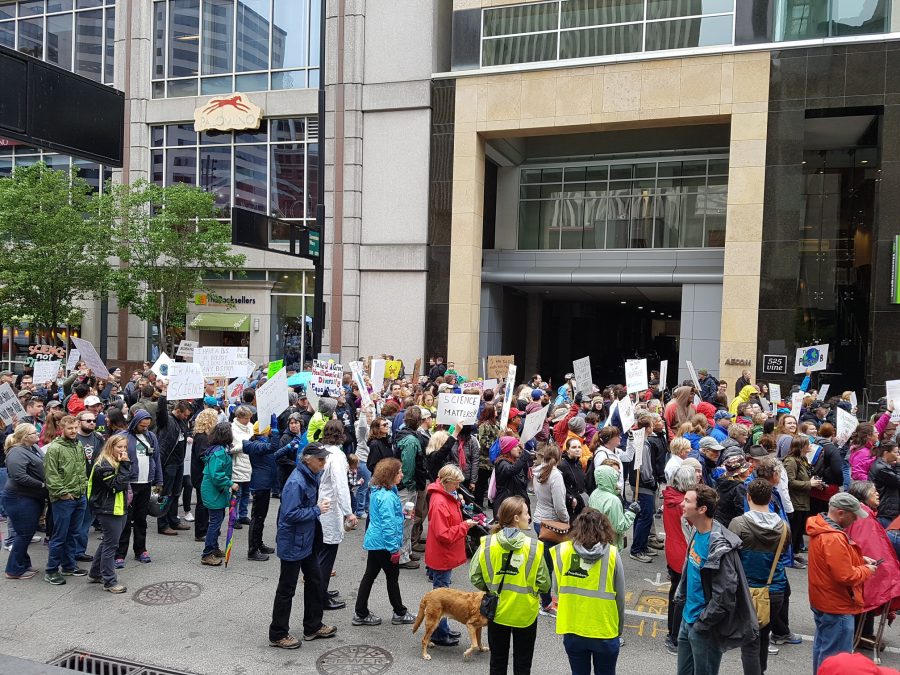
469, 528, 551, 593
588, 465, 636, 549
44, 436, 88, 502
201, 445, 235, 510
396, 429, 421, 491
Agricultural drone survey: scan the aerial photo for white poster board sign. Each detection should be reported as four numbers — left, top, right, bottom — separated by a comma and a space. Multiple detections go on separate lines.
176, 340, 198, 359
685, 360, 701, 392
226, 377, 248, 403
818, 383, 830, 401
794, 343, 829, 374
310, 359, 343, 397
886, 380, 900, 408
789, 391, 804, 420
256, 367, 290, 433
193, 347, 249, 379
70, 337, 110, 379
631, 428, 647, 470
850, 391, 858, 410
835, 407, 859, 446
65, 349, 80, 372
618, 394, 635, 432
520, 403, 550, 444
151, 353, 174, 381
499, 364, 517, 429
0, 383, 26, 424
625, 359, 648, 393
349, 361, 374, 411
436, 393, 480, 426
32, 360, 60, 385
573, 356, 593, 395
768, 383, 782, 411
370, 359, 386, 394
167, 363, 204, 401
659, 360, 668, 392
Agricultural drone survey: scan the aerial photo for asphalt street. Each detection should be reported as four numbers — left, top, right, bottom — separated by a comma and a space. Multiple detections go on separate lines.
1, 504, 898, 675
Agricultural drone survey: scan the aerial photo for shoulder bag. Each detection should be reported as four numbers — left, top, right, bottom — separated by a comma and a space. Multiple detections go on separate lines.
748, 524, 787, 627
480, 548, 512, 620
538, 519, 571, 544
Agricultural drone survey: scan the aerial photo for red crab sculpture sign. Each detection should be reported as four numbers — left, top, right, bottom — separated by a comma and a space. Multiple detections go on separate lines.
193, 93, 263, 133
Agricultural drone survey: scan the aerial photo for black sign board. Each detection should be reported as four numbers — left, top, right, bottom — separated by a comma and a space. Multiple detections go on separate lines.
0, 44, 124, 167
762, 354, 789, 375
231, 207, 320, 261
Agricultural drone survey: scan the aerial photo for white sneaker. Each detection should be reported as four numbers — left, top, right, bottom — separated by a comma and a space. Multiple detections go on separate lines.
31, 535, 42, 543
2, 543, 10, 551
184, 512, 195, 522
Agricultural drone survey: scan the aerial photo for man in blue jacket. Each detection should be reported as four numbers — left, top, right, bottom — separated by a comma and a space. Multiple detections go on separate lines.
269, 442, 337, 649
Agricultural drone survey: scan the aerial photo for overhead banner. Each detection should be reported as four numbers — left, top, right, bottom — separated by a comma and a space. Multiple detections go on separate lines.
625, 359, 648, 393
573, 356, 593, 395
794, 343, 828, 374
436, 393, 480, 426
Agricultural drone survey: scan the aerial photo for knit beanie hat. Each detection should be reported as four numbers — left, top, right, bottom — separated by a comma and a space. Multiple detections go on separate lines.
568, 416, 586, 436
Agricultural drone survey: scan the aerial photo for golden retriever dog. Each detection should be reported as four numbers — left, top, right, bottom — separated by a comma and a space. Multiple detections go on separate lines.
412, 588, 490, 661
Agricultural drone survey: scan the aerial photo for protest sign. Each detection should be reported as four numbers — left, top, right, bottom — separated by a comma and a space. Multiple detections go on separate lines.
436, 393, 480, 426
226, 377, 248, 403
235, 358, 256, 379
631, 428, 647, 470
768, 383, 782, 410
573, 356, 593, 395
311, 359, 343, 397
65, 349, 80, 372
625, 359, 648, 393
685, 361, 701, 392
413, 358, 422, 380
850, 391, 858, 410
887, 380, 900, 408
151, 353, 174, 381
176, 340, 198, 359
487, 355, 514, 380
499, 365, 517, 429
818, 383, 830, 401
370, 359, 386, 393
268, 360, 284, 380
520, 403, 550, 444
794, 343, 829, 374
256, 367, 290, 433
384, 360, 403, 381
619, 395, 635, 432
70, 337, 110, 379
349, 361, 374, 410
483, 378, 498, 393
0, 383, 26, 424
464, 380, 485, 392
789, 392, 804, 420
193, 347, 249, 379
167, 363, 204, 401
659, 360, 668, 392
32, 360, 60, 385
835, 407, 859, 446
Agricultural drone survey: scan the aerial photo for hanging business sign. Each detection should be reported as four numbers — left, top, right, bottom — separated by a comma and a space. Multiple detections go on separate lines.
193, 93, 262, 133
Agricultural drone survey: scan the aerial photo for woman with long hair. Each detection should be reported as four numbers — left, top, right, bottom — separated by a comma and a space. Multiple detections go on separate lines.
316, 419, 355, 606
190, 408, 219, 542
783, 436, 822, 562
532, 443, 568, 617
40, 409, 65, 448
850, 422, 880, 482
662, 464, 697, 655
775, 414, 799, 459
229, 406, 254, 527
552, 507, 625, 674
87, 435, 132, 592
365, 416, 394, 473
2, 424, 44, 579
470, 495, 550, 675
663, 386, 695, 441
558, 437, 587, 520
590, 426, 624, 494
199, 422, 239, 566
352, 457, 415, 627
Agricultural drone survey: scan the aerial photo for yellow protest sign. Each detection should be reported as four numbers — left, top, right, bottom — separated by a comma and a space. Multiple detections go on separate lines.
384, 360, 403, 380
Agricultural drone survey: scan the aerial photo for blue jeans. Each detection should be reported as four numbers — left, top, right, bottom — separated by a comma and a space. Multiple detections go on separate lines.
352, 463, 371, 515
812, 609, 853, 674
630, 492, 655, 555
2, 494, 42, 576
73, 497, 95, 558
203, 508, 225, 558
237, 482, 250, 520
888, 530, 900, 561
47, 496, 86, 573
677, 621, 724, 675
563, 633, 620, 675
431, 568, 453, 640
0, 467, 8, 516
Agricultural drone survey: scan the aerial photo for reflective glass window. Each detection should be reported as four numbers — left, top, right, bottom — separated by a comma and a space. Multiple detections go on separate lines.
46, 13, 73, 70
201, 0, 233, 75
74, 9, 102, 79
168, 0, 199, 77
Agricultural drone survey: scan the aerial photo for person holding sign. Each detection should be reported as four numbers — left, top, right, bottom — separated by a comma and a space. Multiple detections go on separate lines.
492, 436, 532, 513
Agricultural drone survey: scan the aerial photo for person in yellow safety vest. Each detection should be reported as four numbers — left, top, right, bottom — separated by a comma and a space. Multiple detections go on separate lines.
552, 507, 625, 675
86, 435, 132, 594
470, 495, 550, 675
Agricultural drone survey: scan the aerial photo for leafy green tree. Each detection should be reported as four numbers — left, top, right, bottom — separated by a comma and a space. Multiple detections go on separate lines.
0, 162, 114, 341
96, 180, 245, 355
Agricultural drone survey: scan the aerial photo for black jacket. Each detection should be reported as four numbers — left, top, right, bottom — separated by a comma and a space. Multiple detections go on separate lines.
88, 458, 132, 515
674, 520, 759, 651
492, 451, 532, 510
191, 432, 209, 485
870, 457, 900, 521
366, 436, 394, 473
156, 395, 189, 467
811, 437, 843, 487
648, 431, 669, 484
4, 444, 46, 500
558, 455, 586, 518
714, 477, 747, 528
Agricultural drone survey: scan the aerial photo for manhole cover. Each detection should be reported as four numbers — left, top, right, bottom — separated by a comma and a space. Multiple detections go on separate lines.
316, 645, 393, 675
132, 581, 201, 606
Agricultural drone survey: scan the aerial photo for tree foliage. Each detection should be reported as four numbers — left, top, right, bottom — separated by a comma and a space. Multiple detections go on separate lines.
95, 179, 245, 354
0, 163, 114, 337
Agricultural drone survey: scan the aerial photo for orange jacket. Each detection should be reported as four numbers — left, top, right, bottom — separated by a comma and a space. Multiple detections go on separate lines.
806, 514, 873, 614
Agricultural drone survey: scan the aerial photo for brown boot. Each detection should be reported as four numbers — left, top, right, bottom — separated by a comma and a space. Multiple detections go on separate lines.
201, 554, 222, 566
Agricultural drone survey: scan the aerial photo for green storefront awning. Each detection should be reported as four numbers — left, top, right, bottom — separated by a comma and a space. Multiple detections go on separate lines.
189, 312, 251, 332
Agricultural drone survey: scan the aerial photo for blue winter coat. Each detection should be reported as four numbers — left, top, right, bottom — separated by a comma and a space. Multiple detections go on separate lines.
363, 486, 403, 553
276, 462, 322, 562
117, 409, 163, 486
245, 429, 281, 491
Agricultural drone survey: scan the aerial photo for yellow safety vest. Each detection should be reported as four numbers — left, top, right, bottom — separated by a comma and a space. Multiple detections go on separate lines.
478, 534, 542, 628
552, 540, 619, 639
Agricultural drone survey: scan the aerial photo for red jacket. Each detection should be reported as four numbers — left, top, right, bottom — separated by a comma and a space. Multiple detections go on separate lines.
663, 486, 688, 572
807, 513, 873, 614
425, 481, 470, 571
846, 504, 900, 612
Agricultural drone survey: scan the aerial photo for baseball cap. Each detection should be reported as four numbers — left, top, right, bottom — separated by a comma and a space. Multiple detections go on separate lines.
17, 389, 32, 400
724, 455, 750, 475
508, 407, 521, 419
811, 399, 828, 410
829, 492, 867, 519
302, 442, 329, 459
564, 372, 575, 381
84, 395, 101, 407
713, 410, 733, 420
746, 444, 771, 459
698, 436, 724, 452
698, 368, 709, 376
550, 407, 568, 423
203, 395, 218, 407
421, 408, 433, 419
46, 399, 62, 409
531, 388, 543, 400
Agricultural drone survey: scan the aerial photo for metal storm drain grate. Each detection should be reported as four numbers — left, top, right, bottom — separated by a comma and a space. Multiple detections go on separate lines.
132, 581, 201, 606
316, 645, 393, 675
49, 651, 197, 675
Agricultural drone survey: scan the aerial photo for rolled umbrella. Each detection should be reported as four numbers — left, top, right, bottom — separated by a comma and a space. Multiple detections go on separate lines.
223, 494, 238, 568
